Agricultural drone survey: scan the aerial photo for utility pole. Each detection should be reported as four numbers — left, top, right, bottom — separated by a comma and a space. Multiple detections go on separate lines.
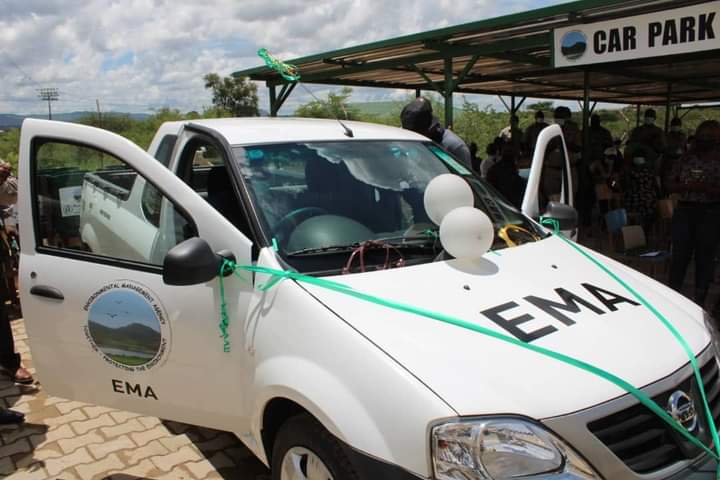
96, 99, 102, 127
37, 88, 59, 120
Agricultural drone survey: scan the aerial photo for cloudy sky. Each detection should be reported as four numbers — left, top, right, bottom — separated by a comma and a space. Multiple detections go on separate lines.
0, 0, 567, 115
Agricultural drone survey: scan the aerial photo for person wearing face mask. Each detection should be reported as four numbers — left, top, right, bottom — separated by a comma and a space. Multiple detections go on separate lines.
590, 147, 622, 228
665, 120, 720, 307
623, 146, 660, 240
523, 110, 548, 159
627, 109, 666, 172
667, 117, 687, 154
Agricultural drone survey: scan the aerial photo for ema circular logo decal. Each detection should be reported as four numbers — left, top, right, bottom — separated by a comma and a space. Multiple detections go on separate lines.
561, 30, 588, 61
83, 281, 170, 372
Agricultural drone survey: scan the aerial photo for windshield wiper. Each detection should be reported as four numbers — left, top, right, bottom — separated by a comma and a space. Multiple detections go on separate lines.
286, 236, 438, 257
286, 244, 359, 256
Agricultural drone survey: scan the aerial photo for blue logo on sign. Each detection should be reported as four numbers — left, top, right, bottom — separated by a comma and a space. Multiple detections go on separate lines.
561, 31, 587, 61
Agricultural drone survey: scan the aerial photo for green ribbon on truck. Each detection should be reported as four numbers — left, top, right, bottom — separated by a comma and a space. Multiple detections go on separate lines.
218, 221, 720, 474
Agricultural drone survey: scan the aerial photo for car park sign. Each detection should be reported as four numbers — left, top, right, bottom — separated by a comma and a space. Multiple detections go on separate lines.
554, 1, 720, 67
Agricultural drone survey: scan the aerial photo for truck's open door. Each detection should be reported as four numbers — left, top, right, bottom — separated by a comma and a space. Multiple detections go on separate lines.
521, 124, 577, 238
18, 119, 254, 430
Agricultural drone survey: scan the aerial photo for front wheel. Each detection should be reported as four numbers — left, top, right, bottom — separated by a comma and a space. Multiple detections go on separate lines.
272, 414, 359, 480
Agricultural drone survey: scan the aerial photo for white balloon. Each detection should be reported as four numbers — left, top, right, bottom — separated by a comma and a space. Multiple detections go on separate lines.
439, 207, 495, 259
423, 174, 474, 226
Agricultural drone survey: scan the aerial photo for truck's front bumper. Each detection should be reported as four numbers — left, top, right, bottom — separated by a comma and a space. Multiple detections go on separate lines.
668, 455, 717, 479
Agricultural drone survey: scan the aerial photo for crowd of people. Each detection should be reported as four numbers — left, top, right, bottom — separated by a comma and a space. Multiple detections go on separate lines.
400, 97, 720, 317
0, 160, 31, 425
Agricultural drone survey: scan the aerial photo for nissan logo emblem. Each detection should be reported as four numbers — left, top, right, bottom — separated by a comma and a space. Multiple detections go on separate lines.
667, 390, 698, 433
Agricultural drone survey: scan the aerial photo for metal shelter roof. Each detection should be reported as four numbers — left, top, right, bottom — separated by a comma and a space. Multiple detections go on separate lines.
234, 0, 720, 109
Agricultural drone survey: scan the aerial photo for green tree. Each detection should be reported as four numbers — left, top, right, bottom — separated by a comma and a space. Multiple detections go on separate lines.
203, 73, 259, 117
295, 87, 359, 120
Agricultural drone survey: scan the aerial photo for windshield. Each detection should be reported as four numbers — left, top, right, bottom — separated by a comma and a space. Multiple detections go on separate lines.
232, 141, 544, 274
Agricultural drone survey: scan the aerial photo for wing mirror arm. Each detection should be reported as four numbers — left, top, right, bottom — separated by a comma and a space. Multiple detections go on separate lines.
541, 201, 579, 232
163, 237, 235, 286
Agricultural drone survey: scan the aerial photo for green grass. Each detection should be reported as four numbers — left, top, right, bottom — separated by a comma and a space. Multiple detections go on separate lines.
107, 353, 151, 366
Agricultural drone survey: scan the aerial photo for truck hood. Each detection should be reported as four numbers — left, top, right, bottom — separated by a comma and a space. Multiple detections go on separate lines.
301, 236, 710, 418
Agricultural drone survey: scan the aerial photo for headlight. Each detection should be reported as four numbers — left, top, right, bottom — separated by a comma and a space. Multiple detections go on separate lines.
431, 417, 600, 479
703, 311, 720, 354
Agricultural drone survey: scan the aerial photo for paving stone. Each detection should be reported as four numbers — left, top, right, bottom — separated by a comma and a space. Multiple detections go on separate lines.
195, 433, 238, 452
186, 452, 234, 478
56, 400, 89, 415
151, 445, 204, 472
43, 396, 67, 408
75, 452, 124, 480
106, 458, 160, 479
109, 411, 141, 423
1, 424, 46, 444
30, 424, 75, 448
44, 408, 87, 428
224, 446, 254, 463
121, 439, 169, 466
87, 435, 136, 460
57, 430, 104, 455
161, 420, 190, 434
0, 456, 13, 475
14, 445, 63, 468
138, 416, 162, 429
0, 438, 31, 458
100, 418, 145, 438
44, 447, 94, 476
130, 425, 171, 447
83, 405, 116, 419
155, 465, 195, 480
71, 413, 115, 435
6, 466, 49, 480
158, 434, 193, 452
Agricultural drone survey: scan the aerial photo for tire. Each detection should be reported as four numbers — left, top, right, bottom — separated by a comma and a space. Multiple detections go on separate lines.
271, 413, 360, 480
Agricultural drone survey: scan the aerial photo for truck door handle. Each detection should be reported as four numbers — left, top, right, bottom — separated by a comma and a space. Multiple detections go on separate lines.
30, 285, 64, 300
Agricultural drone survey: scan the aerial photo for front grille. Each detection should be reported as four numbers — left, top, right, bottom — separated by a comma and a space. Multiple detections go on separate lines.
588, 356, 720, 474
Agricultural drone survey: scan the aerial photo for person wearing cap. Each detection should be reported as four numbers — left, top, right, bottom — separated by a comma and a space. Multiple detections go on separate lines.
400, 98, 472, 170
628, 108, 666, 172
523, 110, 548, 158
0, 161, 32, 387
666, 120, 720, 307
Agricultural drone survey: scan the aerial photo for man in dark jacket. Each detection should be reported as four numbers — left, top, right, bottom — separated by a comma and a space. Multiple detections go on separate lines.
400, 98, 472, 169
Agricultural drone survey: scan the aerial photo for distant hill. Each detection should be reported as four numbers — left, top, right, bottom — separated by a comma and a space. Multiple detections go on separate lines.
88, 320, 161, 355
0, 111, 151, 129
349, 101, 402, 116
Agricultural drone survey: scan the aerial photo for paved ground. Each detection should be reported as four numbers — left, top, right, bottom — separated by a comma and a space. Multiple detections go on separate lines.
0, 320, 271, 480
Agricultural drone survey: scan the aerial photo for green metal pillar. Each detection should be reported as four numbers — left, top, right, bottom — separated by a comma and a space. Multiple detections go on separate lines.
415, 89, 421, 98
269, 84, 277, 117
636, 104, 641, 128
444, 57, 453, 128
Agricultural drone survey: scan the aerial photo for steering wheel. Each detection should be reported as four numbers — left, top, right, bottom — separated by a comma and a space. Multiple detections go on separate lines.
497, 224, 541, 248
274, 207, 328, 245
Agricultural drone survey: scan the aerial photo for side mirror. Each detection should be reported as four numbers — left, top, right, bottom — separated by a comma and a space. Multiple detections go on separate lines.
163, 237, 229, 286
542, 202, 578, 231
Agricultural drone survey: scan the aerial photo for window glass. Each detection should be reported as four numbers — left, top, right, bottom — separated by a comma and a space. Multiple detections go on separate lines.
154, 135, 177, 167
233, 141, 545, 273
34, 141, 192, 266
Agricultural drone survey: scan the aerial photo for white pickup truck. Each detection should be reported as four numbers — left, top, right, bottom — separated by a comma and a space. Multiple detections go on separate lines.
19, 117, 720, 480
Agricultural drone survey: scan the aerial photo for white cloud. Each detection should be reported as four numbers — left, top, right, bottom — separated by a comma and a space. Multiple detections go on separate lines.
0, 0, 564, 115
